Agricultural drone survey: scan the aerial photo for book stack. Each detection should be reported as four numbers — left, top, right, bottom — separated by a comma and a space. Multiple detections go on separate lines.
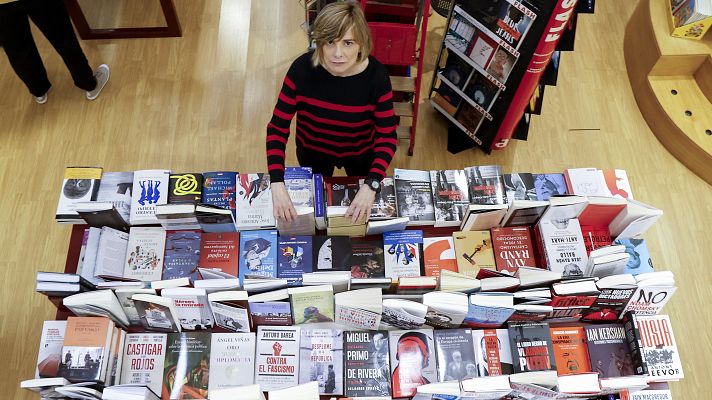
671, 0, 712, 40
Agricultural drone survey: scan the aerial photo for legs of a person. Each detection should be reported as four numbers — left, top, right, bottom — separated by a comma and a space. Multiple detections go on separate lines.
0, 1, 51, 97
24, 0, 96, 91
297, 146, 336, 177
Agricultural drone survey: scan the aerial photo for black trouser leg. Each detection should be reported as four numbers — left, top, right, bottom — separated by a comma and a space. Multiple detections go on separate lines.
297, 146, 336, 177
24, 0, 96, 91
0, 1, 51, 97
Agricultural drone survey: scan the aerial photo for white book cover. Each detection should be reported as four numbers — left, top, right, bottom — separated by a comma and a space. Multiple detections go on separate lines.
380, 299, 427, 330
96, 171, 133, 222
394, 168, 435, 225
130, 169, 170, 225
94, 227, 130, 279
472, 328, 513, 377
622, 286, 678, 317
162, 289, 213, 330
210, 301, 251, 333
565, 168, 610, 197
255, 326, 301, 391
115, 288, 155, 326
56, 166, 102, 220
209, 333, 257, 392
470, 35, 496, 67
538, 218, 588, 279
35, 320, 67, 378
636, 315, 684, 381
123, 227, 166, 282
119, 333, 167, 395
80, 227, 103, 286
299, 328, 344, 395
383, 230, 423, 279
235, 173, 276, 229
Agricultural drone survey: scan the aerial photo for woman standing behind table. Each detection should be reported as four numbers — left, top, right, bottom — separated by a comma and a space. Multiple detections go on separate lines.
266, 1, 398, 224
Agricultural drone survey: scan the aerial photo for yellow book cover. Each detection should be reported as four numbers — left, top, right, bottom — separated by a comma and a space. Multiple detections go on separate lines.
452, 230, 496, 276
672, 16, 712, 39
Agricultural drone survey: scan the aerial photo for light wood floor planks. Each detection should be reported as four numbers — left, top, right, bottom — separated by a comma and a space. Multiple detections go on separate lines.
0, 0, 708, 397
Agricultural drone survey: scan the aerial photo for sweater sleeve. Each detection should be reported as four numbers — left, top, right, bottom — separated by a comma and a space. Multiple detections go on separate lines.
367, 70, 398, 182
266, 63, 299, 183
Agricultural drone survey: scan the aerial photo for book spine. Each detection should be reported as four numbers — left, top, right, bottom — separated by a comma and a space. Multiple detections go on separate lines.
314, 174, 326, 230
491, 0, 579, 150
622, 311, 649, 375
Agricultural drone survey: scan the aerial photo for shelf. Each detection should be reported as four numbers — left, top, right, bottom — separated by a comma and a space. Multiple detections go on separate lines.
444, 40, 506, 91
429, 99, 484, 146
624, 0, 712, 186
390, 75, 416, 92
453, 4, 520, 58
437, 72, 494, 121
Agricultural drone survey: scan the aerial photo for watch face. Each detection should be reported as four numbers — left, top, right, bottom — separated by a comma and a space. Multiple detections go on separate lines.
370, 181, 380, 191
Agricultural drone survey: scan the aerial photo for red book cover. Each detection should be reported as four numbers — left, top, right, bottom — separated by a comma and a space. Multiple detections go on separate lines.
549, 295, 598, 321
550, 326, 592, 375
580, 225, 612, 254
423, 237, 458, 277
198, 232, 239, 277
491, 227, 537, 274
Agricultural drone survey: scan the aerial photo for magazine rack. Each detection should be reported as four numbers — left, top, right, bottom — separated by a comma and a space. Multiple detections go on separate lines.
624, 0, 712, 186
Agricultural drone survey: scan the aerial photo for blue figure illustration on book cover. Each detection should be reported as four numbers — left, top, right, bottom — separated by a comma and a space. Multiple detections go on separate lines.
138, 179, 162, 206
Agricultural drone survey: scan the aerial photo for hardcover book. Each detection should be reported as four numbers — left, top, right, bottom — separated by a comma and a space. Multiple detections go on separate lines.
434, 328, 476, 382
120, 333, 167, 395
238, 230, 278, 283
537, 218, 588, 278
383, 230, 423, 279
389, 329, 437, 398
130, 169, 171, 226
36, 321, 67, 378
162, 230, 202, 283
422, 237, 458, 278
255, 326, 301, 391
313, 236, 352, 272
124, 227, 166, 282
163, 332, 211, 399
453, 230, 496, 276
430, 170, 470, 227
465, 165, 506, 205
636, 315, 684, 381
202, 171, 237, 218
472, 328, 514, 376
209, 333, 256, 392
394, 169, 436, 225
169, 173, 203, 204
198, 232, 239, 278
344, 331, 391, 398
277, 236, 313, 286
584, 324, 635, 378
491, 227, 536, 274
235, 173, 275, 229
349, 239, 386, 279
507, 321, 556, 373
59, 317, 114, 383
56, 166, 103, 222
299, 328, 344, 395
550, 326, 591, 376
96, 171, 133, 223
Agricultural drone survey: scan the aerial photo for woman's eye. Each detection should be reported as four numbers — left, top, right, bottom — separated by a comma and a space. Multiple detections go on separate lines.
327, 40, 334, 45
344, 41, 353, 46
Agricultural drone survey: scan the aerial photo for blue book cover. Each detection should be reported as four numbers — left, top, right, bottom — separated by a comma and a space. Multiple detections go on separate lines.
463, 295, 516, 329
238, 230, 278, 283
614, 238, 655, 275
202, 171, 237, 218
284, 167, 313, 208
383, 230, 423, 279
162, 230, 202, 282
533, 173, 567, 201
277, 236, 313, 286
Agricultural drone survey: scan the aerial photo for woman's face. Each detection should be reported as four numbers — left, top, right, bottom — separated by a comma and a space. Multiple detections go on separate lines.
322, 26, 361, 77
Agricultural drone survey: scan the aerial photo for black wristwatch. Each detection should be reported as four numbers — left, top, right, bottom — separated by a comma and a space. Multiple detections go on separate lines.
364, 178, 381, 194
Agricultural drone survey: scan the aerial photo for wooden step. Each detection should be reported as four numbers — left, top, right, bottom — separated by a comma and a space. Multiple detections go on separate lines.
393, 101, 413, 117
390, 76, 415, 92
396, 125, 411, 140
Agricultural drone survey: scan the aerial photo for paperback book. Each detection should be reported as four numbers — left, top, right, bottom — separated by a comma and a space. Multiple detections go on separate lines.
430, 170, 470, 227
198, 232, 239, 278
584, 324, 635, 378
277, 236, 313, 286
120, 333, 167, 395
162, 230, 202, 283
349, 239, 386, 279
383, 230, 423, 279
344, 331, 391, 398
255, 326, 301, 391
209, 333, 256, 392
434, 328, 476, 381
124, 227, 166, 282
313, 236, 352, 272
56, 166, 103, 222
96, 171, 133, 223
507, 321, 556, 373
169, 173, 203, 204
162, 332, 211, 399
202, 171, 237, 218
472, 328, 514, 376
130, 169, 171, 226
36, 321, 67, 378
422, 237, 458, 278
235, 173, 275, 229
299, 328, 344, 395
389, 329, 437, 398
394, 169, 436, 225
238, 230, 278, 283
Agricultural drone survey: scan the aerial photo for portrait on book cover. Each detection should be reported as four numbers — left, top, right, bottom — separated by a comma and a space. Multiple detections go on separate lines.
391, 331, 434, 397
495, 2, 533, 46
486, 46, 516, 83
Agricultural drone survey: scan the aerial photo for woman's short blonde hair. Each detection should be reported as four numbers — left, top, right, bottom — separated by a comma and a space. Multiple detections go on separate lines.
311, 1, 372, 67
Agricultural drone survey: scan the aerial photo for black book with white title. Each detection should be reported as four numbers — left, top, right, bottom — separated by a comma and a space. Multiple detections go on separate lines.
507, 321, 556, 373
429, 169, 470, 227
344, 331, 391, 398
584, 323, 636, 378
394, 169, 435, 225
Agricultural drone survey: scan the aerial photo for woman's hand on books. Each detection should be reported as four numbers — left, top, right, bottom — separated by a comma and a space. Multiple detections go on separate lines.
271, 182, 297, 223
346, 184, 375, 224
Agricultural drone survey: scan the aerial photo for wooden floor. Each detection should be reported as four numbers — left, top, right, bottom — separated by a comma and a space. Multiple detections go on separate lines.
1, 0, 708, 397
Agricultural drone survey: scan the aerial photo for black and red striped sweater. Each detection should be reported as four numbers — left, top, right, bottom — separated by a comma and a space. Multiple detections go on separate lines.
266, 52, 398, 183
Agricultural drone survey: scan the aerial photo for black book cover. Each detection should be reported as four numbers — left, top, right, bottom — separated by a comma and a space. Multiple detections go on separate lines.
577, 0, 595, 13
512, 112, 531, 141
168, 173, 203, 204
584, 324, 636, 378
542, 50, 560, 86
621, 311, 649, 375
313, 236, 353, 272
504, 173, 537, 202
349, 239, 386, 279
465, 73, 500, 110
556, 11, 578, 51
433, 328, 477, 382
440, 54, 473, 90
508, 321, 556, 373
344, 331, 391, 397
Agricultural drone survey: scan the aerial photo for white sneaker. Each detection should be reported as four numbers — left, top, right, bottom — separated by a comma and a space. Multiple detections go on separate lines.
35, 93, 48, 104
86, 64, 110, 100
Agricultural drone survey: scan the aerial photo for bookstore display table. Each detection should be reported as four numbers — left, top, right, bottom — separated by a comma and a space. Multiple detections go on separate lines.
624, 0, 712, 185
